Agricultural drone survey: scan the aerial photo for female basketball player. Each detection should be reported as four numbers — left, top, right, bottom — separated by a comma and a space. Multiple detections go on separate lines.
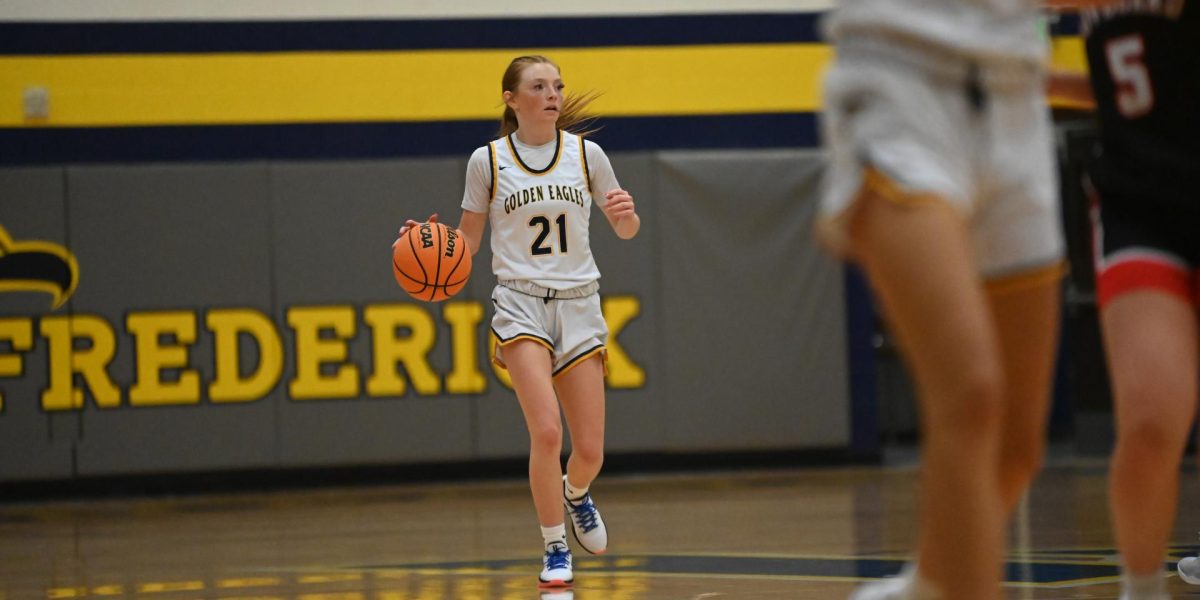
819, 1, 1065, 598
396, 55, 639, 588
1052, 2, 1199, 598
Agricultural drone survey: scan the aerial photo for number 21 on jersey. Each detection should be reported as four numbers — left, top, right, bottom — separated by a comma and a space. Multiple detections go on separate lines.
529, 214, 568, 256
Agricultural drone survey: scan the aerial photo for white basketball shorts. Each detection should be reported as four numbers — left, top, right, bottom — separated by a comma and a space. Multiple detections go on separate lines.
491, 282, 608, 377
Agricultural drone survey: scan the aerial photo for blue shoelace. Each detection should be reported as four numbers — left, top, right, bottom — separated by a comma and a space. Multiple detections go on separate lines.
545, 545, 571, 570
568, 496, 599, 533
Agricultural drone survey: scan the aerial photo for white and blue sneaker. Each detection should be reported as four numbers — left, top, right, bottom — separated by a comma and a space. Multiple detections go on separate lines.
563, 478, 608, 555
538, 541, 573, 588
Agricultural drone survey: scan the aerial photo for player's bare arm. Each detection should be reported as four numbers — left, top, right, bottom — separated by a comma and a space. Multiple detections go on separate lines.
456, 210, 487, 256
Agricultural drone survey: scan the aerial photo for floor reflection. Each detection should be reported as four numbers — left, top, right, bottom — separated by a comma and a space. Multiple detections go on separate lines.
10, 463, 1200, 599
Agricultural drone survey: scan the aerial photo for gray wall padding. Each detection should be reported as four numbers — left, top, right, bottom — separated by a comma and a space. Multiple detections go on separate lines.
0, 149, 849, 482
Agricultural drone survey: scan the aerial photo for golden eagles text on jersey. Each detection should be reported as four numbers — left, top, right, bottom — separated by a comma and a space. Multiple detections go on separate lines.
503, 184, 587, 214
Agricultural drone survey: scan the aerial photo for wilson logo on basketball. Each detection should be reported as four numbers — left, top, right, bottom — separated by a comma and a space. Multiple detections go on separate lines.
445, 230, 459, 257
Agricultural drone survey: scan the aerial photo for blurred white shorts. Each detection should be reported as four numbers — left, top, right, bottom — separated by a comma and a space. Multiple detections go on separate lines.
818, 44, 1065, 280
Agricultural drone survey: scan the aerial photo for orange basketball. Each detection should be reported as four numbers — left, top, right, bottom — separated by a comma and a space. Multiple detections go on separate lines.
392, 221, 472, 302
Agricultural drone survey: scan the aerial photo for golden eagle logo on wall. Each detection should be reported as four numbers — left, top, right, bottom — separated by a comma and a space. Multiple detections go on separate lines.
0, 224, 79, 309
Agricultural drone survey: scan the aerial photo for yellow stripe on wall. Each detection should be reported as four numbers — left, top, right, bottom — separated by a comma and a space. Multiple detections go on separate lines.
0, 45, 828, 127
0, 40, 1085, 128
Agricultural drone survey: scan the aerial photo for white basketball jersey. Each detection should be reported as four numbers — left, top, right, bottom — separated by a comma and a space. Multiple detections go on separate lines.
487, 130, 599, 290
825, 0, 1046, 65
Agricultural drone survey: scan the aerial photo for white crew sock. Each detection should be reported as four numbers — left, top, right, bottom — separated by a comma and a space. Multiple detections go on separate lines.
900, 562, 944, 600
564, 475, 589, 502
541, 524, 567, 549
1122, 569, 1167, 600
908, 573, 945, 600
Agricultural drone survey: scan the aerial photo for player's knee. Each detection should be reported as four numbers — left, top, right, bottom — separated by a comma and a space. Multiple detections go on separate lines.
1117, 415, 1188, 461
929, 365, 1005, 437
528, 420, 563, 453
571, 442, 604, 471
1000, 437, 1044, 486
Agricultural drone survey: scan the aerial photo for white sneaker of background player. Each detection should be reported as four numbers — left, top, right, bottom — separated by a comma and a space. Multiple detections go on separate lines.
848, 567, 914, 600
847, 563, 950, 600
1180, 555, 1200, 585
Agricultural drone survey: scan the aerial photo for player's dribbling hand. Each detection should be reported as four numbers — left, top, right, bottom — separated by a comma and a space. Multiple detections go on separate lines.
394, 213, 438, 248
602, 189, 635, 220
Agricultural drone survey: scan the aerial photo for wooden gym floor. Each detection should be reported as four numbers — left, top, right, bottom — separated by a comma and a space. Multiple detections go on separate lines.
3, 456, 1200, 599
